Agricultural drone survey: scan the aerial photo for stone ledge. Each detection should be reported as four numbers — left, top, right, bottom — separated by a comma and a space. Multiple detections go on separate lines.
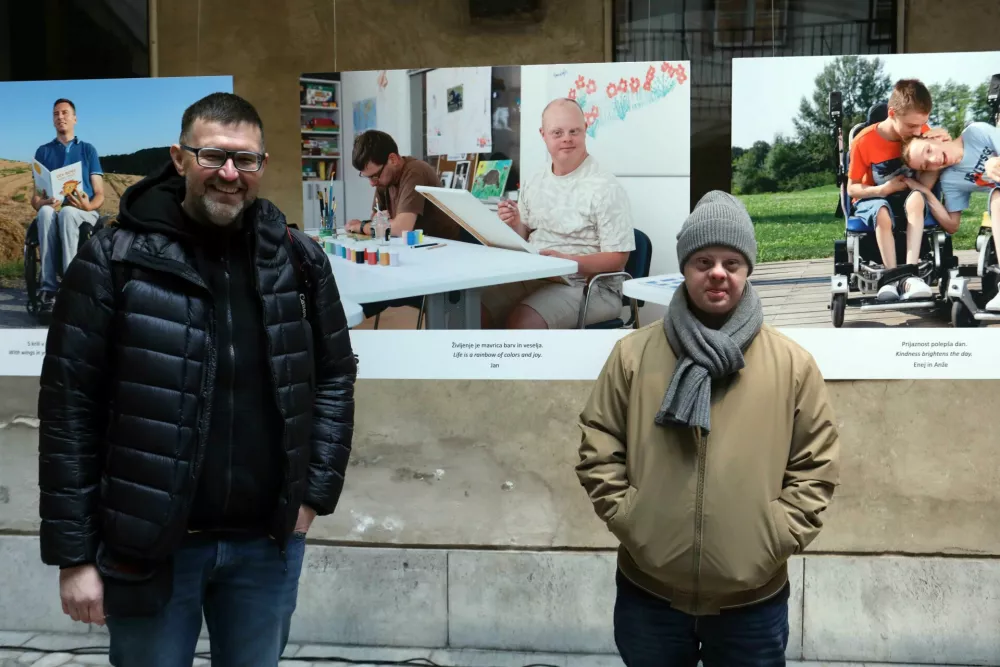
5, 536, 998, 664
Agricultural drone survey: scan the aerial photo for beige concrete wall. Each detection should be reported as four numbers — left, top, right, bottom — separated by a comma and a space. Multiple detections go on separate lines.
5, 0, 1000, 557
5, 374, 1000, 555
153, 0, 608, 230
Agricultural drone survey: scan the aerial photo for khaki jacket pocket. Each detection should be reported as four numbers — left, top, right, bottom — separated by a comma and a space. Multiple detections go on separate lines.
768, 500, 799, 561
608, 485, 637, 537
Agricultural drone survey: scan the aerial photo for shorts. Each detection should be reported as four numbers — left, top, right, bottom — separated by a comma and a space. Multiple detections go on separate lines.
852, 191, 936, 231
480, 279, 623, 329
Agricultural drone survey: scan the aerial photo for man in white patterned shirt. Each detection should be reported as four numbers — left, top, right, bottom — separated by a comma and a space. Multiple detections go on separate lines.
485, 98, 636, 329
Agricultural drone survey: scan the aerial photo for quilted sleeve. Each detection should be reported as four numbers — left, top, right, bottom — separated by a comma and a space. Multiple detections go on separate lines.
37, 230, 117, 567
297, 232, 358, 516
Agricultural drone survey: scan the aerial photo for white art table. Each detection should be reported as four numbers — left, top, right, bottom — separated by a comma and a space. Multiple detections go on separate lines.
326, 236, 578, 329
622, 273, 685, 306
340, 298, 364, 328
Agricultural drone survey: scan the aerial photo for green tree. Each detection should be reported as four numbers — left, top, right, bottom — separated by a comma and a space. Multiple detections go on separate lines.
969, 81, 995, 126
732, 140, 777, 194
793, 55, 894, 143
928, 81, 974, 138
765, 134, 814, 188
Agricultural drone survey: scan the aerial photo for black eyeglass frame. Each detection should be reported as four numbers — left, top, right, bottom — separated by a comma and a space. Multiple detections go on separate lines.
181, 144, 265, 172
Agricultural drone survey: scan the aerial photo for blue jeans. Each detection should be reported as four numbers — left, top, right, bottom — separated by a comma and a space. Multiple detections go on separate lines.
36, 205, 100, 293
106, 532, 307, 667
613, 569, 790, 667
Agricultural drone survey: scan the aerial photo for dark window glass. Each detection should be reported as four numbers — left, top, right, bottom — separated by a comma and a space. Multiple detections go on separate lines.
613, 0, 897, 201
0, 0, 149, 81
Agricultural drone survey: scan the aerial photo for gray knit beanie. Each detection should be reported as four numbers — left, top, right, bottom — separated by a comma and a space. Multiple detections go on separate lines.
676, 190, 756, 274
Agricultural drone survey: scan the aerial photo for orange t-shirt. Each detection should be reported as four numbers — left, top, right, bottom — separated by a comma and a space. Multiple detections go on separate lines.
848, 122, 930, 197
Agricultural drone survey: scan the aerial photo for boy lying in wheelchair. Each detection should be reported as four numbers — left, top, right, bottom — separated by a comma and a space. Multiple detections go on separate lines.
901, 121, 1000, 311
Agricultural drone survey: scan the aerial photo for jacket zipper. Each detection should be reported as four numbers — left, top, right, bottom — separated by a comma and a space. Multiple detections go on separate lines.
120, 250, 217, 557
251, 229, 292, 570
692, 426, 708, 613
221, 254, 235, 520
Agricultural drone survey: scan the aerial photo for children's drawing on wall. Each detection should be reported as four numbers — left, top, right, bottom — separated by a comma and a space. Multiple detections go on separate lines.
448, 85, 464, 112
535, 60, 691, 177
471, 159, 512, 199
426, 67, 492, 155
558, 62, 688, 138
352, 97, 377, 138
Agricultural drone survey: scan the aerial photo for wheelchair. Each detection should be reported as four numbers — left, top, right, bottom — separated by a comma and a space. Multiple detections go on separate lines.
944, 73, 1000, 328
23, 212, 112, 315
827, 92, 975, 328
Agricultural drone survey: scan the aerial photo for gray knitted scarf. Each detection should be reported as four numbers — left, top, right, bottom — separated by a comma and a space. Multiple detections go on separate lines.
655, 282, 764, 433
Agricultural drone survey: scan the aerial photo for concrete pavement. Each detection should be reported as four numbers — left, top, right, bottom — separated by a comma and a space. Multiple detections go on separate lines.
0, 631, 976, 667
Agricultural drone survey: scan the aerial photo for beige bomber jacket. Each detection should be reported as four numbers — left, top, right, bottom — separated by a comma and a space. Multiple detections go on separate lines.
576, 321, 840, 615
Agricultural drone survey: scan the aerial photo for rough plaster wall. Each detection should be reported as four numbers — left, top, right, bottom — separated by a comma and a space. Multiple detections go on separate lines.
903, 0, 1000, 53
4, 0, 999, 555
155, 0, 607, 230
4, 375, 1000, 555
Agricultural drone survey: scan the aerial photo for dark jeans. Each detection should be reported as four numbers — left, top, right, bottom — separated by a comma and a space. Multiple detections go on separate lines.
106, 533, 307, 667
614, 569, 790, 667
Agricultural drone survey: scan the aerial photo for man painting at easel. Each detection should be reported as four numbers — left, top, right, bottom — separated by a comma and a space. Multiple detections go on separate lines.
345, 130, 460, 241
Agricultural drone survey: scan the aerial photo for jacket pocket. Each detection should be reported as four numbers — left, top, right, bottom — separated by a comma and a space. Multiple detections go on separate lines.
767, 499, 799, 561
607, 485, 637, 535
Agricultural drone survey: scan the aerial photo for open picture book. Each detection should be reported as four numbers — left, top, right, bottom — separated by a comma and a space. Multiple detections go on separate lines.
31, 159, 84, 209
414, 185, 574, 285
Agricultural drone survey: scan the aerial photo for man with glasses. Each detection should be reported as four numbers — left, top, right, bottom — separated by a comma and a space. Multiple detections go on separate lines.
30, 98, 105, 311
346, 129, 460, 241
37, 92, 358, 666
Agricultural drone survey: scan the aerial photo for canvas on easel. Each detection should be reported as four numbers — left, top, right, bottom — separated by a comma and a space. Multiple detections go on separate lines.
415, 185, 573, 285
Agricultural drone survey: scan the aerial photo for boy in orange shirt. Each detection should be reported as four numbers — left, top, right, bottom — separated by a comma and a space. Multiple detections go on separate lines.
847, 79, 950, 302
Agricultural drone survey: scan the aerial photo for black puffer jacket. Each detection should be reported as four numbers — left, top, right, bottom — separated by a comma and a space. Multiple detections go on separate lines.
37, 162, 357, 568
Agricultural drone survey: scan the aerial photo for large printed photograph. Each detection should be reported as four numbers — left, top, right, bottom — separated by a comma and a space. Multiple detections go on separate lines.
0, 75, 234, 329
295, 63, 691, 333
732, 52, 1000, 330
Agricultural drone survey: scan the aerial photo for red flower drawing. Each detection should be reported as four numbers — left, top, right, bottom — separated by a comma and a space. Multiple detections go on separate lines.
586, 79, 597, 93
576, 75, 587, 89
590, 105, 599, 116
643, 81, 652, 91
606, 83, 618, 98
568, 88, 577, 100
676, 63, 688, 84
617, 78, 628, 93
647, 65, 656, 79
630, 77, 641, 92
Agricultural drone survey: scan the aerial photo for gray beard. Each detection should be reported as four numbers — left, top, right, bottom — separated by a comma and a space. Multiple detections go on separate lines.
199, 195, 251, 227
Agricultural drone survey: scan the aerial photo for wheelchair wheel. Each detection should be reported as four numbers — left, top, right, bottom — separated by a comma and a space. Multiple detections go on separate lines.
951, 301, 979, 328
23, 242, 39, 315
831, 293, 846, 328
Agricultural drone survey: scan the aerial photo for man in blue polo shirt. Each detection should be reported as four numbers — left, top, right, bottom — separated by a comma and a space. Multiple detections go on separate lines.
30, 98, 105, 309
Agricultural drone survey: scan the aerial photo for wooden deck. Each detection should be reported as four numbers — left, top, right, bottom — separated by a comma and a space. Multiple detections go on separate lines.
752, 250, 999, 328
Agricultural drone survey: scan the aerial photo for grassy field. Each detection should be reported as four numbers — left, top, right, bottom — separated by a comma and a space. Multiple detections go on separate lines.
738, 184, 989, 263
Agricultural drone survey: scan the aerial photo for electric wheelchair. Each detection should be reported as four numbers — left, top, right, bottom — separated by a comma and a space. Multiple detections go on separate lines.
944, 73, 1000, 327
23, 212, 112, 316
827, 91, 974, 328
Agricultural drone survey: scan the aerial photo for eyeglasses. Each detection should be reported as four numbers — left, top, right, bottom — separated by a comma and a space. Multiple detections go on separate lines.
360, 164, 385, 182
182, 145, 264, 172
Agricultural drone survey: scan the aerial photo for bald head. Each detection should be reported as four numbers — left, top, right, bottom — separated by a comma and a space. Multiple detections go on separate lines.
539, 97, 588, 174
542, 98, 586, 129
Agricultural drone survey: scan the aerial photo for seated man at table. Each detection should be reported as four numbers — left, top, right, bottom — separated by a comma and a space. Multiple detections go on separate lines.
483, 98, 635, 329
345, 130, 460, 242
